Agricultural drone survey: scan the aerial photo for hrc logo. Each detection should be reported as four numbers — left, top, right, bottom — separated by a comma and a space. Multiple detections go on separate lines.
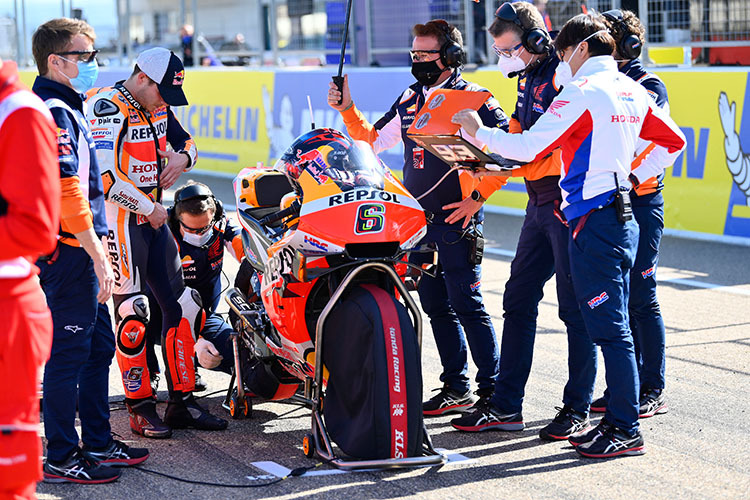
641, 266, 656, 279
587, 291, 609, 309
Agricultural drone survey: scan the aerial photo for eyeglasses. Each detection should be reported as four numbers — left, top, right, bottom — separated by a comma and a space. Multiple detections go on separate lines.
492, 41, 523, 58
409, 49, 441, 62
179, 219, 213, 235
55, 50, 99, 63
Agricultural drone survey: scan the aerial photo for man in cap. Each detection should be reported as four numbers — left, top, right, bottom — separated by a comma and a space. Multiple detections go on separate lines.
87, 48, 227, 439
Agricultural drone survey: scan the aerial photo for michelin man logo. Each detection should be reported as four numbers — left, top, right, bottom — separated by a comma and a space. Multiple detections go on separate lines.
262, 85, 295, 160
718, 86, 750, 238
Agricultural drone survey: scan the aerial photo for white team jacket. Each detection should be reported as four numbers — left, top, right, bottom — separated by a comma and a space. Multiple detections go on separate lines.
476, 56, 686, 220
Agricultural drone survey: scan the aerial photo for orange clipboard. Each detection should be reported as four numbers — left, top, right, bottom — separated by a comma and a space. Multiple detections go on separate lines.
406, 88, 491, 136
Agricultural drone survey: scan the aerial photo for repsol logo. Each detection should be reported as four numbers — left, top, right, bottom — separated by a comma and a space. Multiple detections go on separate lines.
328, 189, 400, 207
610, 114, 641, 124
110, 192, 138, 211
106, 230, 121, 285
130, 122, 167, 140
390, 327, 401, 393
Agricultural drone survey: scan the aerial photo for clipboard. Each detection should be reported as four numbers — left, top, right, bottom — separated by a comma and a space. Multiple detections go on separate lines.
406, 89, 491, 136
409, 134, 522, 172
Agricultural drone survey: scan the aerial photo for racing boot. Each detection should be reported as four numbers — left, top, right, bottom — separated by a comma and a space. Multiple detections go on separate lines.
164, 392, 228, 431
125, 398, 172, 439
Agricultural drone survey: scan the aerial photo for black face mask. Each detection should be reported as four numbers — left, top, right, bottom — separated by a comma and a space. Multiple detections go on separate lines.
411, 60, 446, 87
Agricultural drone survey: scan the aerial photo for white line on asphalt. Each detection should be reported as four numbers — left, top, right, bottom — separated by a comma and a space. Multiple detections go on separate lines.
249, 449, 474, 479
485, 247, 750, 296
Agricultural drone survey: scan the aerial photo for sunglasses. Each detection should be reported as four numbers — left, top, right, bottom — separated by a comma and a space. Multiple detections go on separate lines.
492, 41, 523, 58
56, 50, 99, 63
409, 49, 441, 62
179, 219, 213, 235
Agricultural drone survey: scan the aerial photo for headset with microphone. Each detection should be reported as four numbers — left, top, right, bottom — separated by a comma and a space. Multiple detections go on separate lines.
169, 183, 225, 240
434, 20, 465, 69
602, 9, 642, 60
494, 2, 552, 78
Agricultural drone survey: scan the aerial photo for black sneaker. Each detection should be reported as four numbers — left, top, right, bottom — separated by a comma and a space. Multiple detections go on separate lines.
83, 439, 150, 467
639, 388, 667, 418
126, 398, 172, 439
539, 405, 591, 441
568, 419, 612, 447
590, 395, 607, 413
575, 425, 645, 458
43, 448, 121, 484
164, 394, 228, 431
450, 402, 524, 432
423, 386, 477, 416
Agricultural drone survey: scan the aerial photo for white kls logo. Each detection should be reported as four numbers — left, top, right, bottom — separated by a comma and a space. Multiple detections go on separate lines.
64, 325, 83, 333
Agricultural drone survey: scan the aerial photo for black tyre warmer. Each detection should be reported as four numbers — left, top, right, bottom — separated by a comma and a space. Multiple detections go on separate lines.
322, 285, 424, 459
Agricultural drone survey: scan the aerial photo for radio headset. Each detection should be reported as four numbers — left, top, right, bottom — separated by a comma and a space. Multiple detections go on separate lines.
602, 9, 642, 60
168, 183, 224, 241
435, 20, 465, 69
494, 2, 552, 78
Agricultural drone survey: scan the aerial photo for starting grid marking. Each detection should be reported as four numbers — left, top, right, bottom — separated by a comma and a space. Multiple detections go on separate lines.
246, 449, 474, 480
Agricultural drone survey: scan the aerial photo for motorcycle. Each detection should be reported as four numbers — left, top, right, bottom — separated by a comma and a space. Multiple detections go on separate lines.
224, 128, 445, 470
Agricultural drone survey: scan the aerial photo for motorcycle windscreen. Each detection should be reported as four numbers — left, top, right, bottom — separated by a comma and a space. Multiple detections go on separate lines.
295, 142, 426, 251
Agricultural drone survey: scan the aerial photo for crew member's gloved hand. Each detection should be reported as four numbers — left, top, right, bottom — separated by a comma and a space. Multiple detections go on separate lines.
194, 338, 222, 369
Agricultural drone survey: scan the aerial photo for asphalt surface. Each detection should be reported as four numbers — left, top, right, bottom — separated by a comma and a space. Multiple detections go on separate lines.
36, 173, 750, 500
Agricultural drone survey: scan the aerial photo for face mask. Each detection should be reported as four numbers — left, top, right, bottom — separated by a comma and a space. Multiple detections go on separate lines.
496, 52, 528, 78
182, 229, 213, 247
59, 57, 99, 93
554, 29, 608, 88
411, 60, 445, 87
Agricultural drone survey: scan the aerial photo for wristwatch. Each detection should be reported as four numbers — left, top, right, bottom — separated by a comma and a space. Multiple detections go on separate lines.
470, 189, 485, 203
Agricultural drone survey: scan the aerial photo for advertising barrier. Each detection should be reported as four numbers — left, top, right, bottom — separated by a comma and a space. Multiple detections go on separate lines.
19, 66, 750, 242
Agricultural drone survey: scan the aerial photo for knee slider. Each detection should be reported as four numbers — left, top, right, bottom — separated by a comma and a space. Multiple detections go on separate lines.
178, 287, 206, 339
116, 295, 150, 358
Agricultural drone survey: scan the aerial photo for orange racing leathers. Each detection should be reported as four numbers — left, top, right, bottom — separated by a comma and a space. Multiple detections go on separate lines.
86, 83, 203, 400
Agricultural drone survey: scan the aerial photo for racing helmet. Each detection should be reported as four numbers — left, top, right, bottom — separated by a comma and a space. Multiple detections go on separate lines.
273, 128, 382, 195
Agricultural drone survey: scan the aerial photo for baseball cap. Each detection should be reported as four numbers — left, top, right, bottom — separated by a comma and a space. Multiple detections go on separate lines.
136, 47, 188, 106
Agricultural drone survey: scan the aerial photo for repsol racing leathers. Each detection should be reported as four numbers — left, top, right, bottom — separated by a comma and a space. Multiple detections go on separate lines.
488, 53, 597, 422
86, 83, 202, 423
33, 75, 117, 464
339, 70, 508, 397
147, 212, 245, 377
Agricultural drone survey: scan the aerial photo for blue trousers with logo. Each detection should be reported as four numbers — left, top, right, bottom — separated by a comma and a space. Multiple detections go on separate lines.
490, 201, 597, 415
630, 191, 666, 391
411, 222, 499, 393
39, 244, 116, 462
568, 205, 640, 434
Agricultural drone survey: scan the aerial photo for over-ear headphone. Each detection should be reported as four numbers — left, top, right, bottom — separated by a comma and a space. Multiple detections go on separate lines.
434, 20, 465, 69
495, 2, 552, 56
169, 183, 224, 235
602, 9, 642, 60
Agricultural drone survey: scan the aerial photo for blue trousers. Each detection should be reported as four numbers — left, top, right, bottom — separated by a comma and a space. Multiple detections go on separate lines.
491, 201, 596, 415
630, 191, 666, 391
568, 205, 640, 434
411, 222, 499, 393
38, 244, 116, 462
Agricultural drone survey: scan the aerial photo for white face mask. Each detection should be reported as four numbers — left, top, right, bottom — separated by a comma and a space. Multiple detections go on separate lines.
554, 29, 609, 87
183, 229, 213, 247
496, 51, 528, 78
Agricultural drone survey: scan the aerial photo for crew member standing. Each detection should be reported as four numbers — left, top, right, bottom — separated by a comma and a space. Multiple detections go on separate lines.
0, 56, 59, 499
32, 18, 149, 483
450, 2, 597, 442
453, 14, 685, 458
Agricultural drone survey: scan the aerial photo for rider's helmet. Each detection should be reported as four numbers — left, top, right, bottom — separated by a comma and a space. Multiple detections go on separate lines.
273, 128, 383, 195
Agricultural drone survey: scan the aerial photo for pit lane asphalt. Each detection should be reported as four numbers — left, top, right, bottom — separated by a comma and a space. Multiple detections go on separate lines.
37, 174, 750, 500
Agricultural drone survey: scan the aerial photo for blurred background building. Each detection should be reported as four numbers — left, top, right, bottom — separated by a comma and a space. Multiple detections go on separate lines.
2, 1, 750, 68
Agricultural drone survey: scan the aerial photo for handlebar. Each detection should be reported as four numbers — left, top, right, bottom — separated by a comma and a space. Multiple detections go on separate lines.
260, 199, 301, 226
